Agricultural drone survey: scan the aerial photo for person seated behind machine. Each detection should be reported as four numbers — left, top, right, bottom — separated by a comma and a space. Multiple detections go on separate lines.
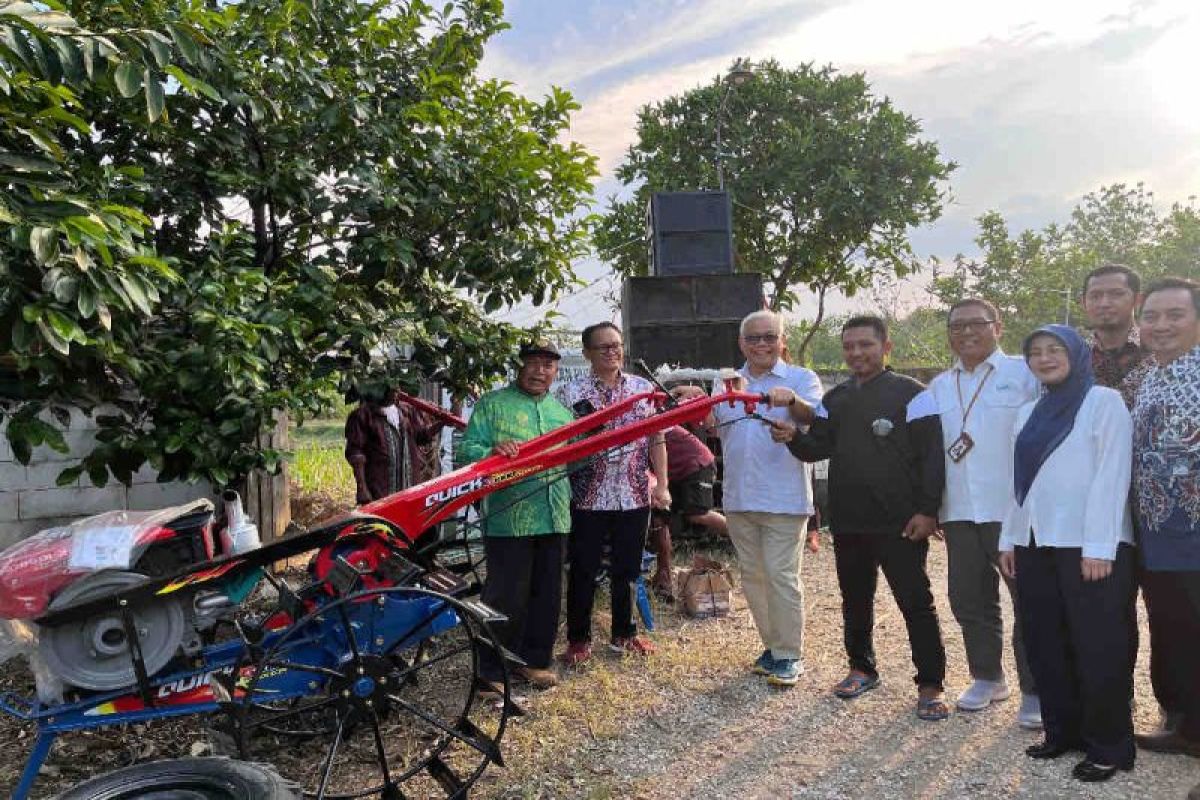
648, 425, 728, 597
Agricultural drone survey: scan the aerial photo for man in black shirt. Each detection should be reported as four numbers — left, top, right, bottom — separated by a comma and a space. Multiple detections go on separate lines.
789, 315, 949, 720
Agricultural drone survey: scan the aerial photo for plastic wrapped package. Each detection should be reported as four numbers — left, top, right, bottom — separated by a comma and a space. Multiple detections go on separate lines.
0, 616, 35, 665
0, 619, 66, 703
0, 501, 217, 701
0, 500, 216, 622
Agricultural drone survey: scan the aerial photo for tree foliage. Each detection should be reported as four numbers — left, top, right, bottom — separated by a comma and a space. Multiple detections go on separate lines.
787, 305, 951, 371
930, 183, 1200, 351
1, 0, 596, 488
594, 58, 954, 358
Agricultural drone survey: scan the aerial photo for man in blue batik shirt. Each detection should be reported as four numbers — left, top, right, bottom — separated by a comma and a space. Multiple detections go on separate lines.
1130, 278, 1200, 774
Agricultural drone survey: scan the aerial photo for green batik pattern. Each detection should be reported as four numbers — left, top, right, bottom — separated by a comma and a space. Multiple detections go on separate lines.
457, 384, 573, 536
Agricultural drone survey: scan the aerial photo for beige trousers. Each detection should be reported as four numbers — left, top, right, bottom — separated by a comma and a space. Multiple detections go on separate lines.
726, 511, 808, 661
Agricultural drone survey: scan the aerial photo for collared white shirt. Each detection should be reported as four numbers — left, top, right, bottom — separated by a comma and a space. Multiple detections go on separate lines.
929, 348, 1039, 524
999, 387, 1134, 560
712, 360, 824, 515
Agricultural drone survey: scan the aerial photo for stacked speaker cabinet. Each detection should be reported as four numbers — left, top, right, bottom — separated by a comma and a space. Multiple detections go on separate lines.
647, 191, 734, 276
622, 273, 764, 369
623, 191, 761, 368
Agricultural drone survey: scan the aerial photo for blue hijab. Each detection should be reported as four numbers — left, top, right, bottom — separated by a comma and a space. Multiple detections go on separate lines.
1013, 324, 1094, 505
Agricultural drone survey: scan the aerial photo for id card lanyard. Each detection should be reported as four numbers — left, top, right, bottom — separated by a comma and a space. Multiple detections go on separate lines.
947, 364, 994, 463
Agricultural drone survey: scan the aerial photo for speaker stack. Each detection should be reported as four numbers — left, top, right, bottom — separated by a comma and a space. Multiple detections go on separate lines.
622, 191, 763, 369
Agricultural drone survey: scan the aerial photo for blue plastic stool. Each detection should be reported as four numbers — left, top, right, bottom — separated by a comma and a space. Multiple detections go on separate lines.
635, 575, 655, 631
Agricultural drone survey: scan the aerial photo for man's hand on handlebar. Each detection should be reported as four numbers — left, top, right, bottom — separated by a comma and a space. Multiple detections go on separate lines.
765, 387, 815, 424
492, 440, 520, 458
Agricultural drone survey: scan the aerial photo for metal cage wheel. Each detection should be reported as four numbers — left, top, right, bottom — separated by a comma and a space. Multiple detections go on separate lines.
415, 520, 487, 597
232, 585, 511, 799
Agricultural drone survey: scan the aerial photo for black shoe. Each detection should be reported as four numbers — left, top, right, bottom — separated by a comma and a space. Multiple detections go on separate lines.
1026, 740, 1075, 760
1072, 759, 1127, 783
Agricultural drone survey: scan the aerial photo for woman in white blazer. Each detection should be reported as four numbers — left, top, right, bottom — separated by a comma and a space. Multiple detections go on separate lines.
998, 324, 1136, 783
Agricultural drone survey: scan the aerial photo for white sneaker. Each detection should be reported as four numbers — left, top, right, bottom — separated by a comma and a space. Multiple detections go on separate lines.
1017, 694, 1043, 729
956, 679, 1011, 711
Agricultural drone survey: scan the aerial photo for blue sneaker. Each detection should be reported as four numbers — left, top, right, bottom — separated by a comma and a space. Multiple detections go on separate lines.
768, 658, 803, 687
751, 649, 776, 676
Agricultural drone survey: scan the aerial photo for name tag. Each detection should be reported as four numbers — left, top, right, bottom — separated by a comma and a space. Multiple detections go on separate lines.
947, 431, 974, 463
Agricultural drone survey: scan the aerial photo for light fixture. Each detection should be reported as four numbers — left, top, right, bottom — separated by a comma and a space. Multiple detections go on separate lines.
715, 62, 755, 191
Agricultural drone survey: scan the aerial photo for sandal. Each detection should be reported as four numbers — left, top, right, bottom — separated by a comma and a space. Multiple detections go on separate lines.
917, 695, 951, 721
833, 672, 880, 699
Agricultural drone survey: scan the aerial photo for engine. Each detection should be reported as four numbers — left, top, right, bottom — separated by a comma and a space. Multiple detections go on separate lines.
0, 494, 260, 695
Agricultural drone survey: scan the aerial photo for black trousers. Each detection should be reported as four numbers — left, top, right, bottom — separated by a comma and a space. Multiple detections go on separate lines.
832, 532, 946, 689
1142, 569, 1200, 740
567, 507, 649, 642
478, 533, 564, 681
1015, 543, 1136, 768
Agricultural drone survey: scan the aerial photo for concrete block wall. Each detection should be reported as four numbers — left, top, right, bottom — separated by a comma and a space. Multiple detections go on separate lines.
0, 408, 215, 550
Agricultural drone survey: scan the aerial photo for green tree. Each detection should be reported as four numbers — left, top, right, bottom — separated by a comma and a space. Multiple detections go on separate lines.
786, 315, 846, 369
595, 58, 954, 359
786, 305, 951, 372
1, 0, 596, 488
930, 183, 1200, 351
0, 0, 212, 466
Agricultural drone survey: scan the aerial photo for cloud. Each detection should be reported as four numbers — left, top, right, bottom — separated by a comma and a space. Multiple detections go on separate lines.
858, 5, 1200, 259
486, 0, 1200, 325
482, 0, 821, 92
568, 56, 729, 176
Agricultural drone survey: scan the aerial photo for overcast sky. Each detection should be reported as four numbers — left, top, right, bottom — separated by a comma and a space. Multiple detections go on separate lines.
481, 0, 1200, 327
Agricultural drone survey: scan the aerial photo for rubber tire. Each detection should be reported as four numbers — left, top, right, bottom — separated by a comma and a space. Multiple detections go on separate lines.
55, 757, 299, 800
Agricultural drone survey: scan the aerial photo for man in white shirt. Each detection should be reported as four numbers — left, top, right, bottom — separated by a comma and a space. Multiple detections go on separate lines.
928, 298, 1040, 727
674, 310, 823, 687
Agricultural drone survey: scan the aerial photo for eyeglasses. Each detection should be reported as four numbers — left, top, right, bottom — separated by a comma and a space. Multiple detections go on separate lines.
947, 319, 996, 334
743, 333, 780, 345
588, 343, 623, 353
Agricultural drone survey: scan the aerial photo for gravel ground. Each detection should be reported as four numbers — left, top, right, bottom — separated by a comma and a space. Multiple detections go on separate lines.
4, 536, 1198, 799
490, 537, 1200, 800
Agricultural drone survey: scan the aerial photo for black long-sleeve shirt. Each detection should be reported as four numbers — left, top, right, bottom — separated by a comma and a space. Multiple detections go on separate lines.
788, 368, 944, 536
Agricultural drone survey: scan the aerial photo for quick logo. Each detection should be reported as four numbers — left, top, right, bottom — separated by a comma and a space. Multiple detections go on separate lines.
423, 477, 486, 507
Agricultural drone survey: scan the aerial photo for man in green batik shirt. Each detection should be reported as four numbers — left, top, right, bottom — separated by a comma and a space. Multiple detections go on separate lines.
457, 339, 573, 690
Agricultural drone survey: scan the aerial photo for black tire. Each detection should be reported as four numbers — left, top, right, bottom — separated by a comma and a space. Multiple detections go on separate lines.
55, 757, 300, 800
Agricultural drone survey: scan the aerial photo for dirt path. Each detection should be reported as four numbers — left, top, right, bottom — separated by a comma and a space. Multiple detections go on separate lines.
3, 538, 1197, 798
493, 541, 1200, 800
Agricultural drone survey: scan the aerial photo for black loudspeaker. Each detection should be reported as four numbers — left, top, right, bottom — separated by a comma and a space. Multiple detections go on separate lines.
647, 191, 734, 276
622, 274, 763, 327
622, 273, 763, 369
626, 321, 743, 369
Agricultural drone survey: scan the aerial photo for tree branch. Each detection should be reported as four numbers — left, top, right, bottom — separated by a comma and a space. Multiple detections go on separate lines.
795, 279, 830, 363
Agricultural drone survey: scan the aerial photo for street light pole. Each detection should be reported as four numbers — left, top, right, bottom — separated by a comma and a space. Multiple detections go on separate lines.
713, 61, 754, 192
715, 90, 728, 191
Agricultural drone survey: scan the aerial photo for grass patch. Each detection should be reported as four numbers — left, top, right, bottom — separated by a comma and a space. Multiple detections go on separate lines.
291, 402, 350, 448
482, 548, 756, 798
288, 407, 355, 500
287, 412, 356, 529
290, 441, 354, 498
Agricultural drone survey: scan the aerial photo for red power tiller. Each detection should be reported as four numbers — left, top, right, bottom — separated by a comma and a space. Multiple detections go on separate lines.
0, 383, 766, 799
